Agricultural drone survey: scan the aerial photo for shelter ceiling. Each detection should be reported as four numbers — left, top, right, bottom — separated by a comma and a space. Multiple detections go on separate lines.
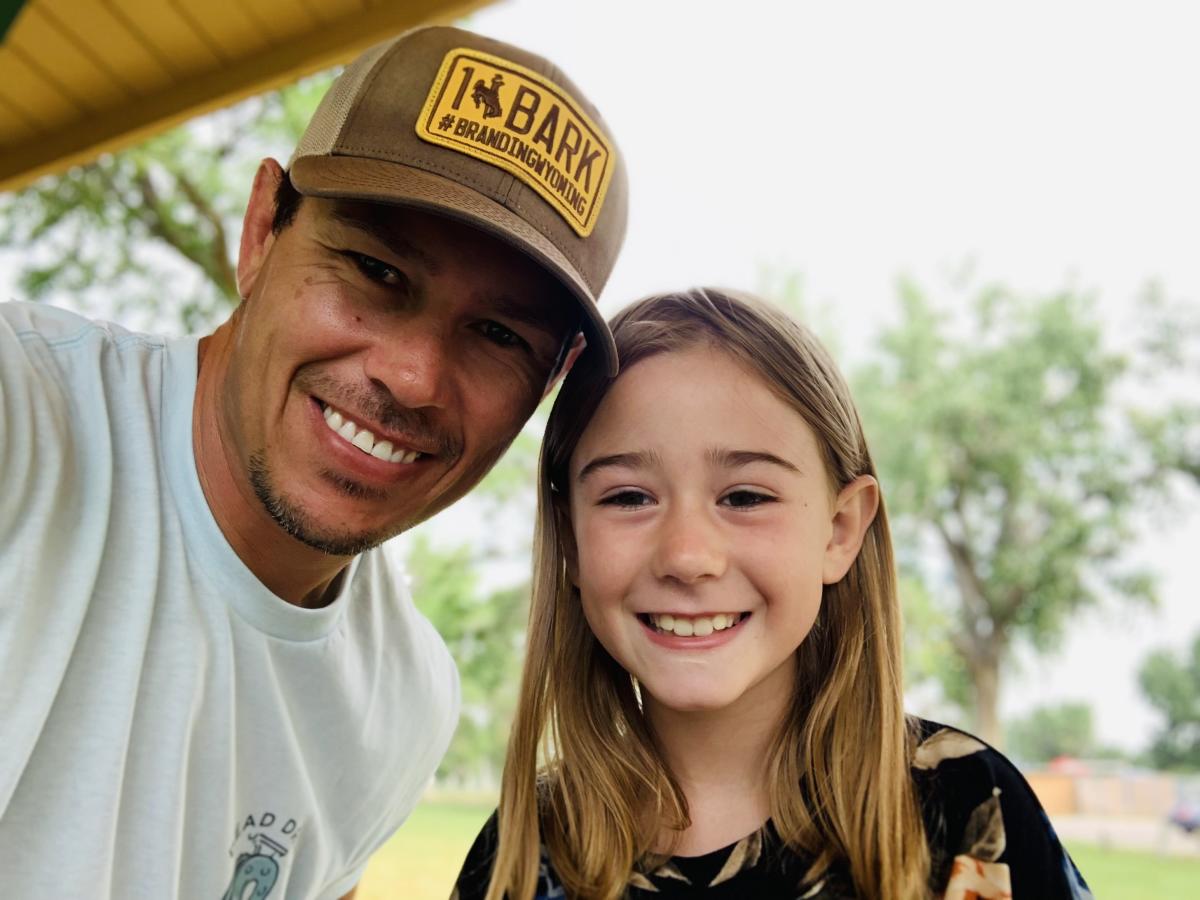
0, 0, 488, 191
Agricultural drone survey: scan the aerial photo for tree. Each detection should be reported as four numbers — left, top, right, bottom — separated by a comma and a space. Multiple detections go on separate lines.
1006, 702, 1096, 763
405, 534, 529, 786
0, 73, 332, 332
1139, 632, 1200, 770
854, 279, 1176, 746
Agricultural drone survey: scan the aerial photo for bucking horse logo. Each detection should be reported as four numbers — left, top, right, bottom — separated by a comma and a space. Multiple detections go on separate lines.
221, 833, 287, 900
472, 74, 505, 119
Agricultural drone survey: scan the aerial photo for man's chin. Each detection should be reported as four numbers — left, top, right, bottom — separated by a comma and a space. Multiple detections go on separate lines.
248, 454, 396, 556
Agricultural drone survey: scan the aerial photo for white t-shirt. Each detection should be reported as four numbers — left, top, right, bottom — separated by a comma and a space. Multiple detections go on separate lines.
0, 302, 460, 899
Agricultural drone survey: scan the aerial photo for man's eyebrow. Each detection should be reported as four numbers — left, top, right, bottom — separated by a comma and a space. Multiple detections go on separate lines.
707, 448, 801, 474
327, 204, 442, 276
576, 450, 663, 483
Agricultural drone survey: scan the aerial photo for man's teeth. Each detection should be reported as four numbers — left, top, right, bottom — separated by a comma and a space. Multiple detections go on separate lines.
648, 613, 741, 637
322, 405, 420, 464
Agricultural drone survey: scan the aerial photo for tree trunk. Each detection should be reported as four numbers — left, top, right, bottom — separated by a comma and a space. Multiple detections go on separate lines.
970, 651, 1002, 747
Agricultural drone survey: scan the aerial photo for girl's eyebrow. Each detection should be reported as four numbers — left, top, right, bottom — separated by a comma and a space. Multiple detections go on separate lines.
576, 448, 800, 483
576, 450, 663, 483
708, 448, 801, 474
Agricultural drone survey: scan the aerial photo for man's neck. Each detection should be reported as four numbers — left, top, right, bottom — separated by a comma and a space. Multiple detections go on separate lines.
193, 318, 351, 608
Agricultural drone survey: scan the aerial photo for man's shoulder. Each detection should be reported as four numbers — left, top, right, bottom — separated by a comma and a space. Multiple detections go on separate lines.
1, 301, 171, 386
1, 300, 146, 346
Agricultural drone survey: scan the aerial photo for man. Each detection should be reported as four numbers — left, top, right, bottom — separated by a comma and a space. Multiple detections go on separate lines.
0, 25, 626, 899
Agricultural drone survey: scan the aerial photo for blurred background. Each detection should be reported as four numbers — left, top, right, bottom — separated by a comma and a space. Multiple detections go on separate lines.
2, 1, 1198, 897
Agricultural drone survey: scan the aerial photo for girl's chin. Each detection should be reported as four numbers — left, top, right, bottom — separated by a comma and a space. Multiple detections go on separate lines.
638, 685, 745, 716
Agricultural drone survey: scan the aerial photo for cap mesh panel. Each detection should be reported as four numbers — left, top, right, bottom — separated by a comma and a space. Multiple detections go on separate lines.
290, 40, 395, 164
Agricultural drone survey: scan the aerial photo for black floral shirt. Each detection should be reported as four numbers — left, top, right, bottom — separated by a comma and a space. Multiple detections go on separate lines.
452, 720, 1093, 899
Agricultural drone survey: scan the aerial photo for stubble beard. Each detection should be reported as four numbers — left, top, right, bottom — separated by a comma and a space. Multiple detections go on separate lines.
247, 450, 398, 556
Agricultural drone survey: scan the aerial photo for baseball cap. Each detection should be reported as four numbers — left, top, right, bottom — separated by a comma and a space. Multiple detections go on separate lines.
289, 25, 627, 375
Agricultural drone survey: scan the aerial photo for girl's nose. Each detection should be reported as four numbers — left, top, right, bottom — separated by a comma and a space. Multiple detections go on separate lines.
651, 505, 727, 585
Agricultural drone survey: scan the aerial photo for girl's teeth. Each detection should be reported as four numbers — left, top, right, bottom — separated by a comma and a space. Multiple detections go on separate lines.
649, 613, 741, 637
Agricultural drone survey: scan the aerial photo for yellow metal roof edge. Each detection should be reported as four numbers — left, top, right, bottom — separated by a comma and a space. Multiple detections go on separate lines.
0, 0, 491, 193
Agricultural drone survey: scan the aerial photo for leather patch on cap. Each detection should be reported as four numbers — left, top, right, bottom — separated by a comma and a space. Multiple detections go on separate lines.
417, 48, 614, 237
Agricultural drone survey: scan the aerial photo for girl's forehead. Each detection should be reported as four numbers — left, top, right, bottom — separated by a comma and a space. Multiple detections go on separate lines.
570, 346, 823, 473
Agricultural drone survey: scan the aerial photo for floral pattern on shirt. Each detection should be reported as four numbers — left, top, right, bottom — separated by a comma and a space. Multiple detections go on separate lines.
453, 719, 1093, 899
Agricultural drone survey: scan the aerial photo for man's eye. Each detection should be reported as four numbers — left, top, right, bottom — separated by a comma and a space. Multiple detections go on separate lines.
599, 490, 653, 509
477, 320, 529, 351
347, 252, 406, 288
721, 490, 775, 509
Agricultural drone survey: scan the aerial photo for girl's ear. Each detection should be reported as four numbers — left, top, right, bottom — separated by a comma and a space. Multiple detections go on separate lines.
822, 475, 879, 585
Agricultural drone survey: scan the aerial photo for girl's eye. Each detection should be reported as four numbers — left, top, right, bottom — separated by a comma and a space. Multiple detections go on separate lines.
347, 252, 407, 288
721, 489, 776, 509
599, 490, 653, 509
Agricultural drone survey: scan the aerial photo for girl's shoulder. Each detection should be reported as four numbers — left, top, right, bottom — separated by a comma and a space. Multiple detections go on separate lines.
909, 717, 1094, 899
453, 810, 569, 900
452, 810, 500, 900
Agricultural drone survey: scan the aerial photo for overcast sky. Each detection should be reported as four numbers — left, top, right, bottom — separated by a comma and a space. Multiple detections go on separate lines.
464, 0, 1200, 752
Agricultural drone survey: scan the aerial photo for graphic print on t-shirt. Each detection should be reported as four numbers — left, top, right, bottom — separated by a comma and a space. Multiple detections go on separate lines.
221, 811, 300, 899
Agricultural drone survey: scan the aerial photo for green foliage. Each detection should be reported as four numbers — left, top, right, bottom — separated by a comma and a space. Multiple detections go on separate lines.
854, 278, 1176, 741
406, 535, 528, 785
0, 72, 333, 332
899, 574, 971, 707
1139, 632, 1200, 770
1006, 702, 1096, 762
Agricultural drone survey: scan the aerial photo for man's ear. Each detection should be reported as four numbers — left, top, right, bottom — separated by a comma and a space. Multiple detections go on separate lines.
541, 332, 587, 400
237, 159, 285, 300
822, 475, 879, 585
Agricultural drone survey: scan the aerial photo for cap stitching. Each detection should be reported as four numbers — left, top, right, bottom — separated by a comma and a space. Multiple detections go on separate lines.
331, 149, 592, 278
509, 188, 590, 275
336, 143, 498, 195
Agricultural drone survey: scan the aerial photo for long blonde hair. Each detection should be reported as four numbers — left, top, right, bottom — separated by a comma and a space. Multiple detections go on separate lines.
488, 288, 929, 899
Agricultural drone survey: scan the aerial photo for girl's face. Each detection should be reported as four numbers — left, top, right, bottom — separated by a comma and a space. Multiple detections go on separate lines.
568, 345, 877, 717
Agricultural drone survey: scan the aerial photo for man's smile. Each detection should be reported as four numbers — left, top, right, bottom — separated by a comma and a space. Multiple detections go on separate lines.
317, 399, 428, 465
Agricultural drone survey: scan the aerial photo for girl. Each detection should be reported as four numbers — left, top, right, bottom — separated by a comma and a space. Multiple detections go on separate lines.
453, 289, 1091, 899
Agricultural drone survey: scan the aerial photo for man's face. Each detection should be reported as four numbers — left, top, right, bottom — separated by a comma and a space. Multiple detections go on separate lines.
226, 193, 575, 555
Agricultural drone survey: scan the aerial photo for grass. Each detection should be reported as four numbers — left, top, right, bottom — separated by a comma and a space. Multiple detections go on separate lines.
356, 797, 495, 900
358, 798, 1200, 899
1066, 840, 1199, 899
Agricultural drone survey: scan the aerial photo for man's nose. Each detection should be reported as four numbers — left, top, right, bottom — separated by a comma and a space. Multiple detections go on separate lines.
651, 504, 728, 585
362, 321, 453, 411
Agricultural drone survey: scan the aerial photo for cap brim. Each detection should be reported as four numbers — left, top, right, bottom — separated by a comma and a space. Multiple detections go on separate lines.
290, 155, 619, 377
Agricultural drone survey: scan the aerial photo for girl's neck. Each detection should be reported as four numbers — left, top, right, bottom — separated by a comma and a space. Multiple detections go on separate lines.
644, 660, 796, 856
